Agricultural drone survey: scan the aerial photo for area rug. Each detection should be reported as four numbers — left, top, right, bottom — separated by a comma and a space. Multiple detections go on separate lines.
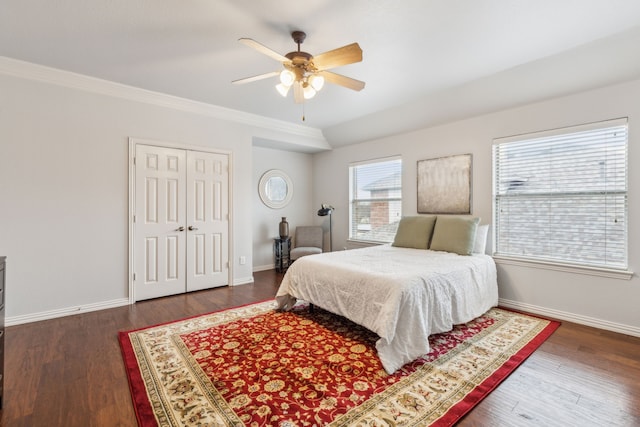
119, 301, 559, 427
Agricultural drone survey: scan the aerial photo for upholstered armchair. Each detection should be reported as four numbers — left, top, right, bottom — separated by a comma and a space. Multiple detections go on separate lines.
290, 226, 323, 261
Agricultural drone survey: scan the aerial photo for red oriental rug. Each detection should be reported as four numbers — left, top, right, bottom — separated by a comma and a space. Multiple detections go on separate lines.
119, 301, 559, 426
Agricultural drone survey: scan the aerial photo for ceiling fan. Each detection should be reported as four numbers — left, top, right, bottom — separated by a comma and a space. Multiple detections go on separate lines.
232, 30, 365, 104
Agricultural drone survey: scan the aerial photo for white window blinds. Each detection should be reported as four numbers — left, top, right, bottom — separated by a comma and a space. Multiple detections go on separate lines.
493, 119, 628, 270
349, 157, 402, 243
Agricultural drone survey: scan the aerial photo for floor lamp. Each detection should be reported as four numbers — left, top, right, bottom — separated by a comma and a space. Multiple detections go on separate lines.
317, 204, 334, 252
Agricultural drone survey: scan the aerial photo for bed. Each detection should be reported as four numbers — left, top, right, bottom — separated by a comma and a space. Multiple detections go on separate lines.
275, 216, 498, 374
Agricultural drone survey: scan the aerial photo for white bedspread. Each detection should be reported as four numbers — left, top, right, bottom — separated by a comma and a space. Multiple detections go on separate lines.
276, 245, 498, 374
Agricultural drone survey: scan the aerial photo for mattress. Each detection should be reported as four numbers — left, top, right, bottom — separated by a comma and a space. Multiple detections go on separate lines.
275, 244, 499, 374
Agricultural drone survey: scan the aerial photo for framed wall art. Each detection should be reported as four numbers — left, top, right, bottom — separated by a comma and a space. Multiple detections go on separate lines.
417, 154, 472, 214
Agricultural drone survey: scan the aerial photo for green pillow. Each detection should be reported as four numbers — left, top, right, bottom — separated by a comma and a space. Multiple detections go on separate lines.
429, 216, 480, 255
392, 216, 437, 249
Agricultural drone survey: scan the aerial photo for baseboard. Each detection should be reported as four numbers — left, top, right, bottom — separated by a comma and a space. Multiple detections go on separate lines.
6, 298, 130, 327
499, 298, 640, 338
7, 278, 257, 324
253, 264, 275, 272
232, 276, 254, 286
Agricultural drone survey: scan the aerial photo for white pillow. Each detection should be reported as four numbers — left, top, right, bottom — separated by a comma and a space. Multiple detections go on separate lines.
473, 224, 489, 254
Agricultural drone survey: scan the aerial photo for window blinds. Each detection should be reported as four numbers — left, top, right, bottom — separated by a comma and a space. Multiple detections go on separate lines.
493, 119, 628, 269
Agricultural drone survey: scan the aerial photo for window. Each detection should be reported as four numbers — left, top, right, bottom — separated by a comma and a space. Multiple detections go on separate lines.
349, 157, 402, 243
493, 119, 628, 270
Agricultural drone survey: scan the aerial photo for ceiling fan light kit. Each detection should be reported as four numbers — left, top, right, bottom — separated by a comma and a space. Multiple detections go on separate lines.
309, 74, 325, 91
279, 69, 295, 86
275, 83, 291, 97
233, 30, 365, 108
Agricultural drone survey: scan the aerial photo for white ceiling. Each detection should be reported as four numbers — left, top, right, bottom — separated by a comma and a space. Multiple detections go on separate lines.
2, 0, 640, 149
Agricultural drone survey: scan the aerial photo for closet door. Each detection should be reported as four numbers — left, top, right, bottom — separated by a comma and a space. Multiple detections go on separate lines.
134, 145, 187, 300
186, 151, 229, 291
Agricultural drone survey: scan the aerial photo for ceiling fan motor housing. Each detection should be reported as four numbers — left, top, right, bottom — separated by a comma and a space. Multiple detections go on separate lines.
286, 30, 317, 76
285, 51, 313, 66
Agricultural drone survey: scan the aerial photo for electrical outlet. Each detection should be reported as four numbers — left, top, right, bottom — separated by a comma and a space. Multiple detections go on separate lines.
239, 256, 246, 265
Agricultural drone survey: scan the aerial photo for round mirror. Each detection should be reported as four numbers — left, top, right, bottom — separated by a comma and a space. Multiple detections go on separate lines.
259, 169, 293, 209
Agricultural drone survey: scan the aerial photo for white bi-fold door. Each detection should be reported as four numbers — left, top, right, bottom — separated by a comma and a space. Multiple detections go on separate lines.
185, 149, 229, 292
133, 144, 229, 301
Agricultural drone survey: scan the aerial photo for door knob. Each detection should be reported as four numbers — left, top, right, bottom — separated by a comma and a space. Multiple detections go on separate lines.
188, 225, 199, 231
175, 226, 185, 232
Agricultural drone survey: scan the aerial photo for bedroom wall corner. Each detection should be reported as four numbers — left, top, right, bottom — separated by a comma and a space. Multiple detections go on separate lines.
311, 77, 640, 337
252, 145, 314, 271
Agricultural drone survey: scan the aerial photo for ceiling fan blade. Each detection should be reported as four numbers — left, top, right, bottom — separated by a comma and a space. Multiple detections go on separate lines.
319, 71, 365, 91
239, 38, 290, 62
232, 71, 279, 85
293, 82, 304, 104
312, 43, 363, 70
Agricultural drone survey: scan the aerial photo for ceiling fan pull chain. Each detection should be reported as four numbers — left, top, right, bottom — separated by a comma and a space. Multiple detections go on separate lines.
302, 102, 306, 121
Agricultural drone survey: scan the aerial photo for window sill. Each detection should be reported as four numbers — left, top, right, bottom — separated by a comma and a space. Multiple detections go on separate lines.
493, 255, 633, 280
346, 239, 386, 250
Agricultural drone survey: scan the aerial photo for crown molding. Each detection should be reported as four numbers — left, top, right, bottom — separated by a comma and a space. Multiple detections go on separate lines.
0, 56, 328, 146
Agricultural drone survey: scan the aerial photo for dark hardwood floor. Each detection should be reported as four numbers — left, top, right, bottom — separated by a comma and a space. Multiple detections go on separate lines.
1, 269, 638, 426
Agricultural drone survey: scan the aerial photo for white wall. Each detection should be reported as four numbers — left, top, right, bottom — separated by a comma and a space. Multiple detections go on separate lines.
3, 57, 638, 336
252, 146, 314, 270
313, 78, 640, 336
0, 63, 321, 323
